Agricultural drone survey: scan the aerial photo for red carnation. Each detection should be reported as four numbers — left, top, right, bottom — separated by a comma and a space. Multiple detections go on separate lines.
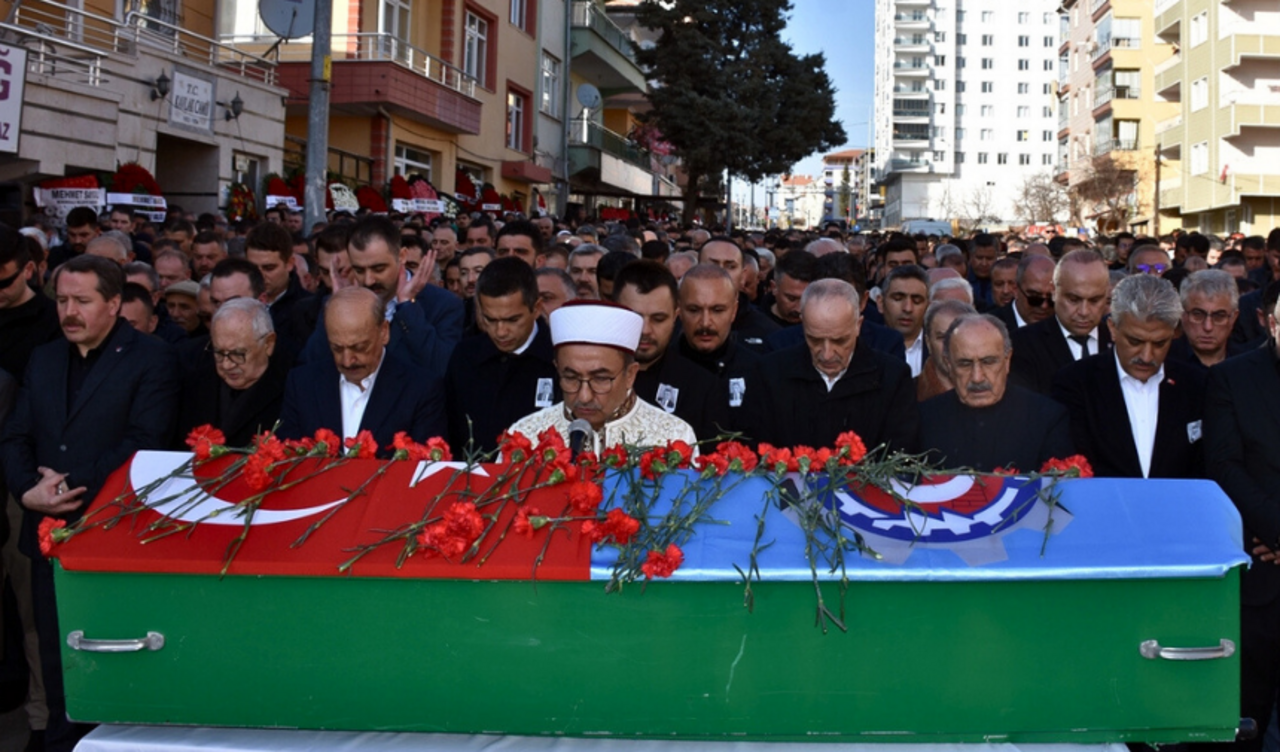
252, 432, 287, 463
1040, 455, 1094, 478
512, 506, 546, 538
759, 443, 797, 473
312, 428, 342, 457
641, 544, 684, 579
601, 446, 629, 468
694, 452, 730, 478
185, 424, 226, 462
715, 441, 758, 473
417, 501, 486, 559
665, 440, 695, 469
424, 437, 451, 462
242, 452, 275, 491
835, 431, 868, 464
498, 431, 534, 462
565, 480, 604, 516
38, 517, 67, 557
344, 430, 378, 459
581, 508, 641, 545
638, 447, 667, 481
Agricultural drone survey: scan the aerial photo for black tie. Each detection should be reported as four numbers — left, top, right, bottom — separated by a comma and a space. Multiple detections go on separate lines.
1069, 334, 1091, 359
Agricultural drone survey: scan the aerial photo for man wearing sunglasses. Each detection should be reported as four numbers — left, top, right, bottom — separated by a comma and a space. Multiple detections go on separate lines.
991, 255, 1055, 333
1127, 245, 1173, 277
1011, 250, 1113, 395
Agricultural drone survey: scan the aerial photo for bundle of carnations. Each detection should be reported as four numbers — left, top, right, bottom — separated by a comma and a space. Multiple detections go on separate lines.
40, 426, 1091, 627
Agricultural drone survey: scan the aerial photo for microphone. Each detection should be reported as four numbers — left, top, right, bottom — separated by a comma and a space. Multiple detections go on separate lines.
567, 418, 592, 460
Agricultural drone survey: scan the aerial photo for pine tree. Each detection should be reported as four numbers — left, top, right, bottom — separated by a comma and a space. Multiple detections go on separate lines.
635, 0, 846, 223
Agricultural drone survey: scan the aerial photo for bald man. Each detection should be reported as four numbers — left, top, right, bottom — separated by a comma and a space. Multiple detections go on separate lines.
278, 287, 446, 455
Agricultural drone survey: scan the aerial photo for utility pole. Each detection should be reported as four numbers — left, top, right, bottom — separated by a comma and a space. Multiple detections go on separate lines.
1152, 144, 1161, 237
303, 0, 333, 232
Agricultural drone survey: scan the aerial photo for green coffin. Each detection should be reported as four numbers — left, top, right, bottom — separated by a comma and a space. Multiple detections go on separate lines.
52, 454, 1248, 743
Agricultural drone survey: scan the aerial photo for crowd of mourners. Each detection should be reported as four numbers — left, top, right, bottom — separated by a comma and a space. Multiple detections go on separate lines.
0, 201, 1278, 751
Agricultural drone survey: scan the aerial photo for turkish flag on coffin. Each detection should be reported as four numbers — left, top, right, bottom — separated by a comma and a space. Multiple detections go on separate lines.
54, 452, 593, 581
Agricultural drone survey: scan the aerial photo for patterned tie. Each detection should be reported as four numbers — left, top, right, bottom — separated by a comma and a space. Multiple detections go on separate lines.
1069, 334, 1091, 359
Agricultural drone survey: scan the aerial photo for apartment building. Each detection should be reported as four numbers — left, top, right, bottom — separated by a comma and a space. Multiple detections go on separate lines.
0, 0, 286, 218
874, 0, 1061, 228
1153, 0, 1280, 235
1055, 0, 1176, 233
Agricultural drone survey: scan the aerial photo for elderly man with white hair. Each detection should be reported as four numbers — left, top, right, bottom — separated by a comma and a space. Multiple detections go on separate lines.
1168, 269, 1245, 370
1052, 273, 1205, 479
742, 278, 918, 452
176, 297, 291, 447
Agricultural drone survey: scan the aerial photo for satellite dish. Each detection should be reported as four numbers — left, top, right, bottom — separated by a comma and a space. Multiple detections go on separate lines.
576, 84, 602, 110
259, 0, 315, 39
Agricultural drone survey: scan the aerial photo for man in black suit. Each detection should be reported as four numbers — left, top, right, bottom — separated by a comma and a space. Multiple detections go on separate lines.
279, 287, 445, 455
299, 215, 463, 381
1205, 295, 1280, 751
743, 278, 918, 453
991, 254, 1056, 333
177, 298, 291, 448
614, 260, 732, 440
698, 237, 778, 354
919, 314, 1071, 471
444, 258, 558, 456
1167, 269, 1246, 371
1052, 274, 1204, 479
676, 264, 762, 424
1010, 250, 1112, 395
1, 254, 179, 752
245, 222, 312, 341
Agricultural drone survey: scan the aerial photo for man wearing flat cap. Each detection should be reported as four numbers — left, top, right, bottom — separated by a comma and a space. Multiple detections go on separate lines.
508, 301, 697, 452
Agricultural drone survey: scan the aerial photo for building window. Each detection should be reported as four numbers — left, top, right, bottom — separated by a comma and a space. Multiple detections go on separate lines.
1044, 59, 1054, 71
510, 0, 530, 32
980, 128, 993, 140
1191, 141, 1209, 174
981, 81, 993, 93
997, 153, 1008, 165
956, 127, 965, 139
136, 0, 180, 33
936, 101, 946, 114
1017, 106, 1030, 117
394, 144, 434, 182
1043, 154, 1053, 165
507, 87, 529, 151
957, 104, 966, 115
1018, 82, 1029, 94
1018, 12, 1029, 24
933, 151, 946, 162
981, 34, 994, 46
981, 105, 993, 117
1018, 59, 1030, 70
540, 52, 560, 115
1044, 36, 1054, 47
958, 56, 966, 68
981, 58, 993, 69
1190, 11, 1208, 47
935, 55, 946, 66
982, 11, 993, 22
958, 33, 967, 45
934, 78, 947, 91
957, 81, 965, 93
1043, 105, 1053, 117
1043, 130, 1053, 141
1019, 154, 1031, 165
464, 11, 489, 85
956, 152, 965, 163
978, 152, 989, 164
1017, 130, 1028, 141
935, 31, 946, 42
1191, 77, 1209, 111
1044, 83, 1052, 94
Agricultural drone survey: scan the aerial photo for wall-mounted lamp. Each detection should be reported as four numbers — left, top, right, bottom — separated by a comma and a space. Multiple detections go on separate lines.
150, 72, 171, 101
224, 92, 244, 121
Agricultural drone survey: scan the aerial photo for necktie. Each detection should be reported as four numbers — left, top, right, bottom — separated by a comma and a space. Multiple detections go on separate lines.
1069, 334, 1091, 359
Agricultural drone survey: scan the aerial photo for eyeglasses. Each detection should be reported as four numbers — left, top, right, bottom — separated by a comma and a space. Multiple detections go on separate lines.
1186, 308, 1233, 326
1019, 287, 1054, 308
0, 265, 25, 290
1136, 263, 1169, 275
560, 371, 622, 395
209, 335, 267, 365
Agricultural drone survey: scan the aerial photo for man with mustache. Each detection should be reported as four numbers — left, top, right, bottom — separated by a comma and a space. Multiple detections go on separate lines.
1010, 250, 1113, 395
298, 215, 463, 381
918, 314, 1072, 472
676, 264, 761, 423
1, 254, 179, 751
614, 261, 731, 440
1052, 274, 1205, 478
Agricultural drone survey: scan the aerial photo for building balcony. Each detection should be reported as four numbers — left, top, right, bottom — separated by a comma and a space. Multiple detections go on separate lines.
1095, 137, 1139, 156
884, 158, 933, 174
571, 1, 645, 94
895, 0, 932, 6
1155, 2, 1180, 44
892, 63, 931, 77
1091, 0, 1110, 20
1231, 173, 1280, 198
2, 0, 277, 87
274, 34, 480, 135
893, 14, 932, 30
1222, 34, 1280, 71
568, 118, 659, 196
1219, 102, 1280, 139
893, 38, 932, 54
1159, 179, 1182, 209
1092, 36, 1141, 68
891, 86, 930, 97
892, 109, 931, 122
1055, 162, 1070, 184
892, 137, 930, 151
1155, 65, 1181, 101
1156, 114, 1182, 136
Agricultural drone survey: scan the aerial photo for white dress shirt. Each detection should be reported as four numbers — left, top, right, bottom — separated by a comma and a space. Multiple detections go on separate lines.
1013, 304, 1027, 329
817, 366, 848, 392
1115, 352, 1162, 478
1058, 320, 1099, 360
512, 321, 538, 356
339, 349, 386, 440
904, 335, 924, 378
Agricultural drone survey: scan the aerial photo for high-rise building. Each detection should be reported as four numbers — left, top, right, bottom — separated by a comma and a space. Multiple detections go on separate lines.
1152, 0, 1280, 235
874, 0, 1061, 228
1056, 0, 1176, 235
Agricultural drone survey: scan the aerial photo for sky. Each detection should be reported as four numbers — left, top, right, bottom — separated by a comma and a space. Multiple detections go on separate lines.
731, 0, 876, 207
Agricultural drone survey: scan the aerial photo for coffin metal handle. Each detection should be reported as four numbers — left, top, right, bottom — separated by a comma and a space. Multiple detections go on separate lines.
66, 630, 164, 653
1140, 638, 1234, 661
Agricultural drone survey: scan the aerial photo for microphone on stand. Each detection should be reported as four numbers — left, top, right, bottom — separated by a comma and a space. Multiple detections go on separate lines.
567, 419, 592, 461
